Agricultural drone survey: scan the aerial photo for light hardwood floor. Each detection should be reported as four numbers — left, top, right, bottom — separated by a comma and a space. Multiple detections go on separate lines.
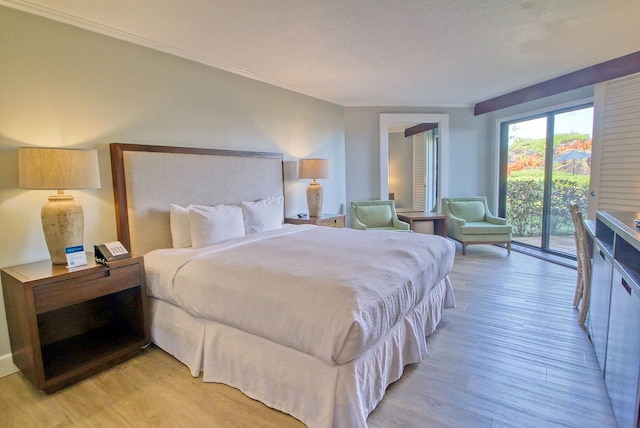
0, 244, 616, 427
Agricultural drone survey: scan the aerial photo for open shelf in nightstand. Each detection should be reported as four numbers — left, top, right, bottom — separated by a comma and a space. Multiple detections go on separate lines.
37, 285, 147, 381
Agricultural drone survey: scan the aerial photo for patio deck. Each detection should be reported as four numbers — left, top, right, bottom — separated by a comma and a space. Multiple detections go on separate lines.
514, 234, 576, 256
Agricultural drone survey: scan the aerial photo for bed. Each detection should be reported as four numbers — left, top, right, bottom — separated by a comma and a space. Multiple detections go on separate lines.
110, 143, 456, 428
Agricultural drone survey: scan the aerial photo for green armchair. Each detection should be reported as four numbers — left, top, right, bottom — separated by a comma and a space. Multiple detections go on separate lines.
350, 200, 411, 231
442, 197, 512, 255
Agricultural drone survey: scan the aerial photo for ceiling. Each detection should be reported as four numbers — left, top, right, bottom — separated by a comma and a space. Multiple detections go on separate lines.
4, 0, 640, 107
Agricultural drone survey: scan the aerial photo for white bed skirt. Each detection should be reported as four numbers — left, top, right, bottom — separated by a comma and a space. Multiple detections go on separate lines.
150, 276, 455, 428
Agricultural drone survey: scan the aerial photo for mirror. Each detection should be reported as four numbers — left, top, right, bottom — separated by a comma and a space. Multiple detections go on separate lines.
380, 114, 449, 211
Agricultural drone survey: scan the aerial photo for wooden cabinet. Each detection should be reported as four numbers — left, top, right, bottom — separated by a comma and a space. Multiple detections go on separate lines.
588, 240, 613, 372
1, 255, 150, 393
285, 214, 345, 228
605, 269, 640, 428
588, 211, 640, 427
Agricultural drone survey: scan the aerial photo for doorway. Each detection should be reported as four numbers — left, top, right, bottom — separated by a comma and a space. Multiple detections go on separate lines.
499, 104, 593, 256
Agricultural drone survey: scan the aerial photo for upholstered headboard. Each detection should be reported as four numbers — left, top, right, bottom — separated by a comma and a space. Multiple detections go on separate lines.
110, 143, 284, 255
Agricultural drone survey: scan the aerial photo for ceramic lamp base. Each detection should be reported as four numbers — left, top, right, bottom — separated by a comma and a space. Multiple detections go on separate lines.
41, 194, 84, 264
306, 181, 324, 217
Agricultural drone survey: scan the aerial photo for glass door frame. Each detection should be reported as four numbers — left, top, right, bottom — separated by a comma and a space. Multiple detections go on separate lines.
498, 102, 593, 256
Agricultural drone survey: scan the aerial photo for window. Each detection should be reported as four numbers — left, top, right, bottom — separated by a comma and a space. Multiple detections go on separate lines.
499, 104, 593, 256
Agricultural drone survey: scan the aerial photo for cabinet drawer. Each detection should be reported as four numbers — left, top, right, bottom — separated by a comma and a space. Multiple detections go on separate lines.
317, 217, 345, 228
34, 264, 142, 314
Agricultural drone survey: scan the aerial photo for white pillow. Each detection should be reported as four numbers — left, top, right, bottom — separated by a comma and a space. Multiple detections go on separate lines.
240, 196, 284, 234
189, 204, 245, 248
169, 204, 192, 248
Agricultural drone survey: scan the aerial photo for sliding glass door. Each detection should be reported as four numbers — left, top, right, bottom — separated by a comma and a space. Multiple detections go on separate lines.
500, 104, 593, 256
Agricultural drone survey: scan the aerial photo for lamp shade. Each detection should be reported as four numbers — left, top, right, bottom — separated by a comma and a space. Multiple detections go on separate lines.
298, 158, 330, 180
19, 148, 101, 190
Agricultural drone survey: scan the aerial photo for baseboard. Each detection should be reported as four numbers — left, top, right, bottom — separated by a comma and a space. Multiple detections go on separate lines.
0, 353, 18, 378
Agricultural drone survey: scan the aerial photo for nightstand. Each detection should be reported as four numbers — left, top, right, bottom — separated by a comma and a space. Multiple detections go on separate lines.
1, 255, 150, 393
285, 213, 345, 228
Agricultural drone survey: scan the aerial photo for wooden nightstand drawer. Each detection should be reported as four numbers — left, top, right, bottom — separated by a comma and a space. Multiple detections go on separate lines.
316, 216, 345, 228
33, 264, 142, 314
284, 214, 345, 228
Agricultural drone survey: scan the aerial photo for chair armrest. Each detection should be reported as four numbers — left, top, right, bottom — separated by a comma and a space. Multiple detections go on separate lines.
485, 214, 507, 225
351, 216, 368, 230
392, 218, 411, 230
447, 213, 466, 228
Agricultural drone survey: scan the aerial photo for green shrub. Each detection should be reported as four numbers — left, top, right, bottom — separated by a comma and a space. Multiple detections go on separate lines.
506, 179, 543, 236
506, 172, 589, 237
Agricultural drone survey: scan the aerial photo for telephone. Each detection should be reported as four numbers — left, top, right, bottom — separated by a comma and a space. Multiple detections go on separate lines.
95, 241, 130, 266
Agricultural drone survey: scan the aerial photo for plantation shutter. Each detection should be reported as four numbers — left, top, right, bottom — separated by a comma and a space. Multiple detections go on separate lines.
590, 72, 640, 218
413, 134, 426, 211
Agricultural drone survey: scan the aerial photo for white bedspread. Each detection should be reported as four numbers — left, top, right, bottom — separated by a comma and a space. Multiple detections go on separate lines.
145, 225, 455, 366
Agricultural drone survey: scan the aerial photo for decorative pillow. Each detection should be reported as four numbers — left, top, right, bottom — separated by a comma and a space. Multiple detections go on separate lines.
169, 204, 192, 248
189, 204, 245, 248
240, 196, 284, 234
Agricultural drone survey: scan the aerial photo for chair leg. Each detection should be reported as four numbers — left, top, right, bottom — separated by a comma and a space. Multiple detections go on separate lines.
506, 241, 511, 255
572, 233, 583, 308
572, 273, 582, 308
462, 243, 467, 255
578, 274, 591, 325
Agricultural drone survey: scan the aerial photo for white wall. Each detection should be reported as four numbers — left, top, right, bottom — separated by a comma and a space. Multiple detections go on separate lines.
345, 106, 493, 209
0, 7, 346, 375
344, 88, 597, 218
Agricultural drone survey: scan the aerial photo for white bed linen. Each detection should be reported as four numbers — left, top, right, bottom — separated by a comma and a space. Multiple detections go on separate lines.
149, 276, 454, 428
145, 225, 455, 365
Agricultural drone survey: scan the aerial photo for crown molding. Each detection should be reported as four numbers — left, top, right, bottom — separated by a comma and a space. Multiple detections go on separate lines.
0, 0, 337, 105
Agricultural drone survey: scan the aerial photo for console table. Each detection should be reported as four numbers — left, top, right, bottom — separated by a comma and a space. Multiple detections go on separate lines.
396, 211, 447, 237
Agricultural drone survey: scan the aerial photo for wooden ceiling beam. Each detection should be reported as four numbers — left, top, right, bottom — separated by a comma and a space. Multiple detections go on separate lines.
474, 50, 640, 116
404, 122, 438, 138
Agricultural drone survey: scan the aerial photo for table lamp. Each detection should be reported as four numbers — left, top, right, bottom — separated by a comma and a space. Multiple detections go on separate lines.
298, 158, 329, 217
19, 148, 101, 264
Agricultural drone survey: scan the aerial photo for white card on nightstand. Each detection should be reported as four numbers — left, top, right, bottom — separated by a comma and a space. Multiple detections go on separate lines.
65, 245, 88, 268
